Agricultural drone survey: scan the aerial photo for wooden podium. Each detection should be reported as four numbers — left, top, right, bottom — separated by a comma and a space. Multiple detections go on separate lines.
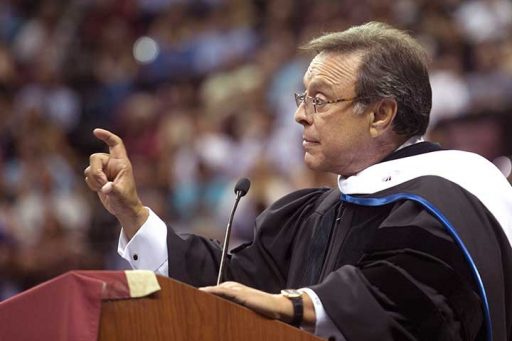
99, 275, 323, 341
0, 271, 323, 341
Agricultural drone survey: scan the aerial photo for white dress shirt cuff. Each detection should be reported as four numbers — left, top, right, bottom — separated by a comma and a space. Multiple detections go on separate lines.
300, 288, 347, 341
117, 207, 169, 275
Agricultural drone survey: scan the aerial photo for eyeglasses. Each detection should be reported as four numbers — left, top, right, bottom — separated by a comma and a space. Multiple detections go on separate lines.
294, 91, 359, 114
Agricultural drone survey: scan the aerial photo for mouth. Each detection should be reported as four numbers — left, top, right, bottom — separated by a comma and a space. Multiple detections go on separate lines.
302, 136, 319, 147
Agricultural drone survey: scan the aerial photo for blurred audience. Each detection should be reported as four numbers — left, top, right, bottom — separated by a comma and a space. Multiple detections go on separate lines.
1, 0, 511, 299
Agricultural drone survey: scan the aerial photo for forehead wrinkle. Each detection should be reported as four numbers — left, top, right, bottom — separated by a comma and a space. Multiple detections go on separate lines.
307, 79, 332, 93
305, 52, 361, 92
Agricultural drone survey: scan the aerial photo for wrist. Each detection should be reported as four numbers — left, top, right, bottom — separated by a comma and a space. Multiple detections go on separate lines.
272, 294, 294, 322
118, 204, 149, 240
301, 290, 316, 327
280, 289, 304, 327
277, 289, 316, 328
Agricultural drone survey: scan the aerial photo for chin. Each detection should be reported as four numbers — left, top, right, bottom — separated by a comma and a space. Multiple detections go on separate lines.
305, 154, 346, 175
304, 154, 327, 172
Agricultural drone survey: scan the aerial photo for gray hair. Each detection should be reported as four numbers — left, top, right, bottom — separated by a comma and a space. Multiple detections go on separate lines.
302, 22, 432, 137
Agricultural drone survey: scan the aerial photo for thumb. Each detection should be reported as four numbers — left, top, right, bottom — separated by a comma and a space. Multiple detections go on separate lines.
101, 179, 127, 199
101, 181, 115, 195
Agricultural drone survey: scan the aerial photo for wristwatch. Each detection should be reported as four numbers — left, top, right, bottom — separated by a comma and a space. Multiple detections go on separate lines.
280, 289, 303, 328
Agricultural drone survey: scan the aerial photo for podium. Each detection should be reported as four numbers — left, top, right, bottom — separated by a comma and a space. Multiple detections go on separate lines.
0, 271, 323, 341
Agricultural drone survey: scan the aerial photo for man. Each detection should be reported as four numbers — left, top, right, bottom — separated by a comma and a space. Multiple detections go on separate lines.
85, 22, 512, 340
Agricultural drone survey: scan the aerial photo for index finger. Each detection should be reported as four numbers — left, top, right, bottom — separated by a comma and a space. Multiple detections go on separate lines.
93, 128, 128, 159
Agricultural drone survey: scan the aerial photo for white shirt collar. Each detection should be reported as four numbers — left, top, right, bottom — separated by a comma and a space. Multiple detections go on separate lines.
395, 135, 424, 152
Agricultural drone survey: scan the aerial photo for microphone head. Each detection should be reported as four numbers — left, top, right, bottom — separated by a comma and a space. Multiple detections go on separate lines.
234, 178, 251, 197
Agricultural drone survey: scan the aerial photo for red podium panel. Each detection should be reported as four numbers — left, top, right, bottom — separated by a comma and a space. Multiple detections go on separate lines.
0, 271, 323, 341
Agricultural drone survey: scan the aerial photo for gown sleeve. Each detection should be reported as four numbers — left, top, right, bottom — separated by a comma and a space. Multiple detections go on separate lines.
309, 200, 483, 341
167, 188, 330, 290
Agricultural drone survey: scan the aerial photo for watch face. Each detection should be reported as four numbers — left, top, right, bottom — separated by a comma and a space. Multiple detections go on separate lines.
281, 289, 302, 298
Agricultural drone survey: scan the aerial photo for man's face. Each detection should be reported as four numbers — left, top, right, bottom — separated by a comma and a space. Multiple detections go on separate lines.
294, 51, 375, 176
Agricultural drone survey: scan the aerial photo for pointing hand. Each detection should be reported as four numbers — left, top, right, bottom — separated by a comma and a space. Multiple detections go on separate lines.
84, 128, 148, 239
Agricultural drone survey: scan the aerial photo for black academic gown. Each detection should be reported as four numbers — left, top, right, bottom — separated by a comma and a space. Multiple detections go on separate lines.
167, 142, 512, 341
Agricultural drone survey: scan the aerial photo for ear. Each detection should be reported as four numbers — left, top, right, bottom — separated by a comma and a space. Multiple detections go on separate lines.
368, 98, 397, 138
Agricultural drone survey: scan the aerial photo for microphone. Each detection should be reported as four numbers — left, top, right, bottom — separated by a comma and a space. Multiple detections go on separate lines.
216, 178, 251, 285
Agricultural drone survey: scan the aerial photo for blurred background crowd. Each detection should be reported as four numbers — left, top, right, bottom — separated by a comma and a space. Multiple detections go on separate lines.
0, 0, 512, 300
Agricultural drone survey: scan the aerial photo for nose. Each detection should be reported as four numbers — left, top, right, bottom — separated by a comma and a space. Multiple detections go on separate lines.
294, 103, 312, 126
